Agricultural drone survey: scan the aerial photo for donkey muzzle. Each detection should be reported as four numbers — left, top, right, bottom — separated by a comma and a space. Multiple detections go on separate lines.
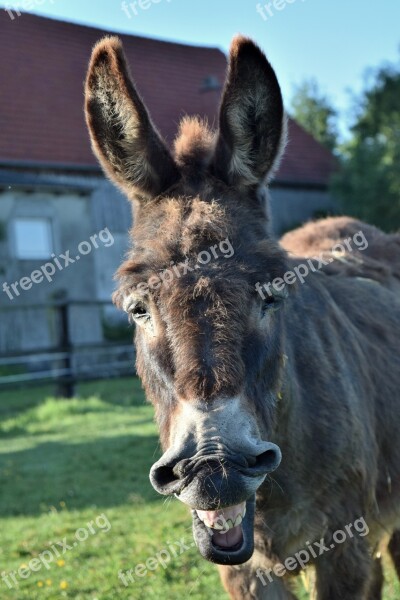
150, 443, 281, 507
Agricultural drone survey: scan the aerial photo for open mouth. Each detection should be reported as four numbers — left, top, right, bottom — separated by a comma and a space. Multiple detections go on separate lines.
191, 496, 255, 565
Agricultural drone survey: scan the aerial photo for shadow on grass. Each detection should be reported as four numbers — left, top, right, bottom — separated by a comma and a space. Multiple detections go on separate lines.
0, 433, 162, 517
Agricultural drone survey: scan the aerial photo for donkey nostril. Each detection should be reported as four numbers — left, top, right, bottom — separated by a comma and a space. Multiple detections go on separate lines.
150, 465, 177, 492
150, 458, 191, 495
252, 443, 282, 475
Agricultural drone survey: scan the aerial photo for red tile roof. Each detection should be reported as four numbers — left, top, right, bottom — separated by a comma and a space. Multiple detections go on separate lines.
0, 12, 335, 186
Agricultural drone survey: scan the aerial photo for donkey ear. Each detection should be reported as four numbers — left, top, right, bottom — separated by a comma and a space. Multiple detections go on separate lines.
213, 36, 287, 187
85, 37, 180, 201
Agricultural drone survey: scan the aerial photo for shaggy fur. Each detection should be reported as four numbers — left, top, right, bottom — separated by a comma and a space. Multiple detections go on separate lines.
85, 34, 400, 599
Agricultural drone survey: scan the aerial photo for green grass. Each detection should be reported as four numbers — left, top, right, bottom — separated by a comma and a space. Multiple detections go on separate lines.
0, 379, 398, 599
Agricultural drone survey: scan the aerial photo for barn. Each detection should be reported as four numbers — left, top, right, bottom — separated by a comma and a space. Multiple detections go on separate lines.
0, 12, 336, 355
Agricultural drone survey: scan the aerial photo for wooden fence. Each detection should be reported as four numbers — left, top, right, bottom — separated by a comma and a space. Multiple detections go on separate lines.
0, 301, 134, 397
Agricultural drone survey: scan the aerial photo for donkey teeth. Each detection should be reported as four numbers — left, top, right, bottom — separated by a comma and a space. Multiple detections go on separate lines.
206, 518, 234, 530
198, 511, 246, 530
234, 514, 243, 527
200, 517, 226, 530
209, 520, 227, 530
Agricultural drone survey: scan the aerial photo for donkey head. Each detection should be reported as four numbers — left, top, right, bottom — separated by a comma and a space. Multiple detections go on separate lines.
85, 35, 288, 565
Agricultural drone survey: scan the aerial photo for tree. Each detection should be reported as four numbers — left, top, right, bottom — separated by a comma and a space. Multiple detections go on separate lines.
290, 79, 338, 152
332, 60, 400, 231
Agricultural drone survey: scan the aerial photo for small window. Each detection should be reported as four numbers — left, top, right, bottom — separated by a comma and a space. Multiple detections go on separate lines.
14, 218, 53, 259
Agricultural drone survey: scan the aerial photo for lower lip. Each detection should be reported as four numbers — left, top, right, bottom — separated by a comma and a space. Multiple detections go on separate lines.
191, 496, 256, 565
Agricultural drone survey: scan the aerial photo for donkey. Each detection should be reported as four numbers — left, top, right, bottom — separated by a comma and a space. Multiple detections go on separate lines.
85, 35, 400, 599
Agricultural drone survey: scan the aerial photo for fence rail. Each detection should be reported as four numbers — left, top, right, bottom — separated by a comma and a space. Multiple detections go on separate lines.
0, 300, 135, 396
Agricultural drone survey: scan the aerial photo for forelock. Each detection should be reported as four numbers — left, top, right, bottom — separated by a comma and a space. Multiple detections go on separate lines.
173, 116, 216, 173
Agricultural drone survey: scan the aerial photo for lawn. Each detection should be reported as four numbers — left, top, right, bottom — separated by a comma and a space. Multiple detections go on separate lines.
0, 379, 398, 599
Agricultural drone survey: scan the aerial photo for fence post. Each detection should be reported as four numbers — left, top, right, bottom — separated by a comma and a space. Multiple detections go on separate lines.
56, 302, 75, 398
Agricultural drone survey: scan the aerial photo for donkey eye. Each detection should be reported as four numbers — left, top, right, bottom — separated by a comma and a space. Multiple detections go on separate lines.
128, 302, 150, 324
261, 296, 279, 315
261, 287, 287, 316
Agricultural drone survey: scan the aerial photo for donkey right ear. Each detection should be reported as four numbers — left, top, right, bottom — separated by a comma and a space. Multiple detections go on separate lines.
85, 37, 180, 201
212, 36, 287, 188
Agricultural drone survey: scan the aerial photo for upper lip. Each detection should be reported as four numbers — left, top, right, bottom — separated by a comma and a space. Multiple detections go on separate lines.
173, 452, 275, 492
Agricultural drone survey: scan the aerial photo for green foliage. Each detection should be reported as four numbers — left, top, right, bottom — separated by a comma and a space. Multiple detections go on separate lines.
332, 60, 400, 231
290, 79, 338, 151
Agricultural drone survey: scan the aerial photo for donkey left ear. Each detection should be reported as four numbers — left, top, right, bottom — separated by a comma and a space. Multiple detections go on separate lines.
85, 36, 180, 201
213, 36, 287, 188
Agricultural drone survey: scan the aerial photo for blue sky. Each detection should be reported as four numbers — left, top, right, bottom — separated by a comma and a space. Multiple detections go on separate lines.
2, 0, 399, 136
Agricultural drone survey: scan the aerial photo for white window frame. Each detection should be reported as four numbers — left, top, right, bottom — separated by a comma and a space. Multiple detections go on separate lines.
13, 217, 54, 260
